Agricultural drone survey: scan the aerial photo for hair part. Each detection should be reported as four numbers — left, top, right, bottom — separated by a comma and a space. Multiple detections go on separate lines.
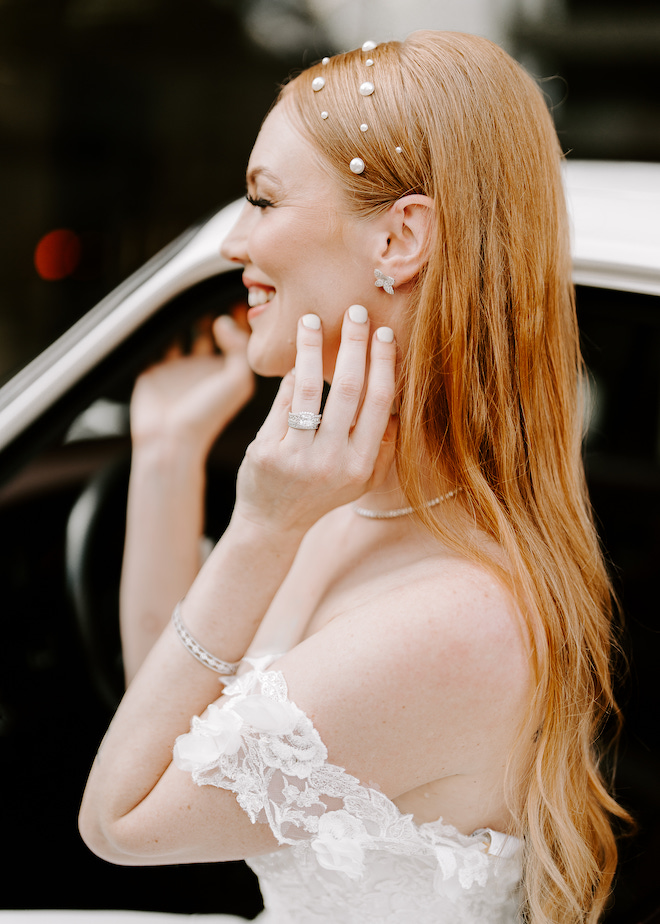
283, 31, 631, 923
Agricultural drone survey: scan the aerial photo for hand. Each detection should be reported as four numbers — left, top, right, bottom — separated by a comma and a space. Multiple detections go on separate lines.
130, 310, 255, 456
234, 306, 397, 536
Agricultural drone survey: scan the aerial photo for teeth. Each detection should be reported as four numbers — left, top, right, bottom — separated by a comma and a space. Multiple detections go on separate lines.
247, 287, 275, 308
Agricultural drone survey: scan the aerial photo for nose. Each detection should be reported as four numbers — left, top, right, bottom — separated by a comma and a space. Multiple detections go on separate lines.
220, 201, 251, 265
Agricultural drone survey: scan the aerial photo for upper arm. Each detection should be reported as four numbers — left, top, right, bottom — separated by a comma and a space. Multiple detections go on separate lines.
91, 563, 530, 866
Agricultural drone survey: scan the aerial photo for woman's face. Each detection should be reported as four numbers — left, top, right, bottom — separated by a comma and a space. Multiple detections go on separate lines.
221, 102, 382, 379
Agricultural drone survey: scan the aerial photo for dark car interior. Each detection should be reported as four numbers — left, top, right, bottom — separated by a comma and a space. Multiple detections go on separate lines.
0, 271, 271, 920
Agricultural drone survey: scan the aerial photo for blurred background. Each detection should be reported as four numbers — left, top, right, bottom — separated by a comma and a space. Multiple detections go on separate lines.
0, 0, 659, 921
1, 0, 659, 388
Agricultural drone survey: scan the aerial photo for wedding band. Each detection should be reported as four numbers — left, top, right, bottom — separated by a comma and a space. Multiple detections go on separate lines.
288, 411, 322, 430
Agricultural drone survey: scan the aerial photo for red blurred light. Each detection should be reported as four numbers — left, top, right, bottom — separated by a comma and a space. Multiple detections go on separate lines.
34, 229, 82, 281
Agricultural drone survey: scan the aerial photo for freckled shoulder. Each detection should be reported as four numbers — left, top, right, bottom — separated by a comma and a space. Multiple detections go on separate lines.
349, 553, 529, 689
275, 552, 533, 803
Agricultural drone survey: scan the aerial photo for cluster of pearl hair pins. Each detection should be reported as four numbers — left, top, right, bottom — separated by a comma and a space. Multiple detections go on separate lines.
312, 40, 404, 175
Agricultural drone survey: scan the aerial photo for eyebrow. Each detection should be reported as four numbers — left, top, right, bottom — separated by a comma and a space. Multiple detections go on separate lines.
246, 166, 283, 189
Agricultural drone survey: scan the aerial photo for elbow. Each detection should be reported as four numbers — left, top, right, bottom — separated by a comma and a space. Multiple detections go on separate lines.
78, 793, 193, 867
78, 798, 158, 867
78, 803, 134, 866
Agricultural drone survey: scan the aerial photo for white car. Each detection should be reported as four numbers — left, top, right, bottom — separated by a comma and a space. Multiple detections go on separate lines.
0, 162, 658, 923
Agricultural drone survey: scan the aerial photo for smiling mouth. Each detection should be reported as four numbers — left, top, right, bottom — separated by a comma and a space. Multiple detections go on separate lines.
247, 287, 275, 308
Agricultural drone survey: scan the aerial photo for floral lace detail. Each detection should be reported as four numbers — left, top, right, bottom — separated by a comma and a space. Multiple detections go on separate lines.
174, 667, 522, 922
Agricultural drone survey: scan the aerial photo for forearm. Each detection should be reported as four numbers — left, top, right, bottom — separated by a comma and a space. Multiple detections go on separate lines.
80, 311, 397, 863
119, 313, 255, 684
120, 437, 208, 684
81, 514, 303, 848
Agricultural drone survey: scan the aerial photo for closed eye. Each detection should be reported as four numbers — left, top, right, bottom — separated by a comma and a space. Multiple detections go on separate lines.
246, 194, 274, 209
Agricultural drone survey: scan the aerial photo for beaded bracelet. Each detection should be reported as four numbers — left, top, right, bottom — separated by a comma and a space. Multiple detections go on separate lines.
171, 601, 241, 676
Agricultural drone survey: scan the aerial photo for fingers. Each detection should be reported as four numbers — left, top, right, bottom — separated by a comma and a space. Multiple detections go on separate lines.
349, 325, 396, 451
320, 305, 370, 434
260, 306, 395, 459
191, 316, 216, 355
252, 313, 325, 444
213, 314, 250, 358
230, 303, 251, 333
256, 369, 296, 440
290, 313, 324, 416
321, 307, 396, 446
168, 309, 251, 360
163, 339, 184, 361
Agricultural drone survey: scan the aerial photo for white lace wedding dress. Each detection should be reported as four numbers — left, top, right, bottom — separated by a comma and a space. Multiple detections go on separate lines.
170, 660, 523, 923
4, 660, 522, 924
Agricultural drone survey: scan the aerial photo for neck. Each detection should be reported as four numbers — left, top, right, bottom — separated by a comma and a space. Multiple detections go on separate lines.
356, 451, 457, 515
356, 463, 409, 515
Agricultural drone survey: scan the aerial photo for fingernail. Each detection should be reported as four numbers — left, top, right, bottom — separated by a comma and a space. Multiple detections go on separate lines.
302, 314, 321, 330
376, 326, 394, 343
348, 304, 368, 324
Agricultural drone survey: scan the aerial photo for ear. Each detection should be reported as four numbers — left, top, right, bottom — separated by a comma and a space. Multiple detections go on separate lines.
373, 195, 435, 287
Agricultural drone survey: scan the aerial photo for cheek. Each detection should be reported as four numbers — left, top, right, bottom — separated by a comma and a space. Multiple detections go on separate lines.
249, 218, 299, 278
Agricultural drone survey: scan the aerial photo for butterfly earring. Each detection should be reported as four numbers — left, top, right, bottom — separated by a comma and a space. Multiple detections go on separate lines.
374, 269, 395, 295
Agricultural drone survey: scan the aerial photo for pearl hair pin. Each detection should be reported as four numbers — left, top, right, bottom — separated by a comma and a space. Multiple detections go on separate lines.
309, 44, 383, 175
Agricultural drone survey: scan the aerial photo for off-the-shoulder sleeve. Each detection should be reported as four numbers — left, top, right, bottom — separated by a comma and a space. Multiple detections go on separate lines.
172, 665, 519, 892
173, 664, 384, 878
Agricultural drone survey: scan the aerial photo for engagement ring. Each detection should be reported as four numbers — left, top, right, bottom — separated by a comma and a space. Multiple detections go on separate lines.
288, 411, 322, 430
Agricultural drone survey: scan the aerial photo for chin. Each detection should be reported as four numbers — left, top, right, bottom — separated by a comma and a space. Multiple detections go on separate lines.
247, 337, 296, 379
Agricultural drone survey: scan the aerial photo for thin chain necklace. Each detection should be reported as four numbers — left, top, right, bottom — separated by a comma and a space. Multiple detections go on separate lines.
352, 487, 461, 519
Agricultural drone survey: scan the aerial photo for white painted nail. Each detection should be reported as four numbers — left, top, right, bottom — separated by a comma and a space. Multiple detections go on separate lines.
348, 304, 368, 323
376, 326, 394, 343
301, 314, 321, 330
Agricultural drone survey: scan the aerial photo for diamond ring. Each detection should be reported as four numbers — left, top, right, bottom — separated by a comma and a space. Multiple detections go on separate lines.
288, 411, 322, 430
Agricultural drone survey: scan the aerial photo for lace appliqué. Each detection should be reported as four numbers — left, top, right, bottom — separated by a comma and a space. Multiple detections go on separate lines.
173, 667, 519, 902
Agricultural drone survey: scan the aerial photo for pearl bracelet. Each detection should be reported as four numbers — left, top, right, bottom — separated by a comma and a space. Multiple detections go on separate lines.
171, 601, 241, 676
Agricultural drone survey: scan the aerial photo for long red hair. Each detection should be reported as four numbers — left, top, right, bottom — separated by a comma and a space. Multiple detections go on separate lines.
284, 31, 631, 923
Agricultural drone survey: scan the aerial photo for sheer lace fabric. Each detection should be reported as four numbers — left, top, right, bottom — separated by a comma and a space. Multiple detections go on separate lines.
173, 661, 522, 923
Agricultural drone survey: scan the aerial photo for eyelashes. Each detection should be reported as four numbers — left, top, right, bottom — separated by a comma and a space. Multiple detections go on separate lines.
246, 194, 274, 209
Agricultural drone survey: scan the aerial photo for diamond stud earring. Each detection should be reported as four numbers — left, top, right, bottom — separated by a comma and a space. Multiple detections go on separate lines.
374, 269, 395, 295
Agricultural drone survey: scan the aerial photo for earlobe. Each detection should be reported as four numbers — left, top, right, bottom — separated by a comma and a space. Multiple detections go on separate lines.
375, 195, 434, 288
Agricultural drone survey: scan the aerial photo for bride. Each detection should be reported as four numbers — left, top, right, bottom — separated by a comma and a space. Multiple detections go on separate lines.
78, 31, 629, 924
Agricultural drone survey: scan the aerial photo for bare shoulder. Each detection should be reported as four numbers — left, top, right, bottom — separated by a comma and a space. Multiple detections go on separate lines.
350, 549, 529, 686
405, 552, 523, 647
292, 512, 531, 701
278, 545, 532, 793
